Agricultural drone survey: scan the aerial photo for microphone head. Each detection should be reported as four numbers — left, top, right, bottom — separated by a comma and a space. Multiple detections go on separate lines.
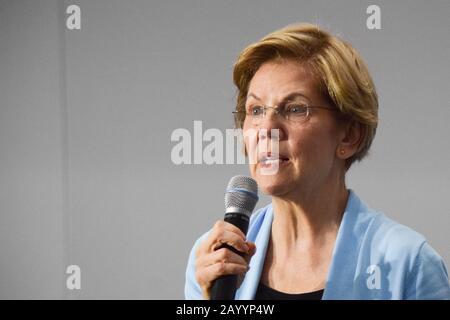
224, 175, 259, 216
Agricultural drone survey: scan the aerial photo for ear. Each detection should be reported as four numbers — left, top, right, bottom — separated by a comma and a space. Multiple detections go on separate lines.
336, 121, 363, 160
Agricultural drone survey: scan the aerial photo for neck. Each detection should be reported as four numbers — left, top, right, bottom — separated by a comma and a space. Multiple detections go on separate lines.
271, 179, 349, 250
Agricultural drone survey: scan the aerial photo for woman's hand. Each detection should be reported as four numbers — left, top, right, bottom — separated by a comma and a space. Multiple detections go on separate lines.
194, 220, 257, 299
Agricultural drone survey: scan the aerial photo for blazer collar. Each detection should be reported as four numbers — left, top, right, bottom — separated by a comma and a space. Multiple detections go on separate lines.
236, 189, 373, 300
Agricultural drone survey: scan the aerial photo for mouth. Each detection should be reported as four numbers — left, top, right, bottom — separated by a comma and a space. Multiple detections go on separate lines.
257, 152, 290, 167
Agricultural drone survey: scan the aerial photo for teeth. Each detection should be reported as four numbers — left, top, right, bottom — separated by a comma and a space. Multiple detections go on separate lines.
263, 159, 279, 164
259, 155, 289, 164
261, 158, 288, 164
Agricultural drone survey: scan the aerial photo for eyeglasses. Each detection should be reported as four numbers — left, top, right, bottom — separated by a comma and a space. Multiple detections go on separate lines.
232, 103, 336, 126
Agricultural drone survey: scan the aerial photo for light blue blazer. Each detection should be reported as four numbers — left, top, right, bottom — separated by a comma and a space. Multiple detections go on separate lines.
185, 190, 450, 299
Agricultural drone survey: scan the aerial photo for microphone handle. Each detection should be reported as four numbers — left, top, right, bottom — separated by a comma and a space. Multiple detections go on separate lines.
210, 212, 250, 300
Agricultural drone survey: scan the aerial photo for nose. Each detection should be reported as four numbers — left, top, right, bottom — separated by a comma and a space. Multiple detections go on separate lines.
257, 108, 285, 141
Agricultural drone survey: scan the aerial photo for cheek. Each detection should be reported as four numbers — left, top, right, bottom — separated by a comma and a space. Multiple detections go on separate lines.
289, 128, 337, 165
242, 127, 257, 163
288, 127, 314, 157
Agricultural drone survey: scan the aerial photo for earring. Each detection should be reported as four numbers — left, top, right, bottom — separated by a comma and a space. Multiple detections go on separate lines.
340, 149, 345, 155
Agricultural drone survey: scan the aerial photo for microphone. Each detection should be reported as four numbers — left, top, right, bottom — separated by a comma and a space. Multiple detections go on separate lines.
210, 175, 259, 300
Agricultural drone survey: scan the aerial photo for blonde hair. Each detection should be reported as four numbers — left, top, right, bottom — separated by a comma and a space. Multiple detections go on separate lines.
233, 23, 378, 169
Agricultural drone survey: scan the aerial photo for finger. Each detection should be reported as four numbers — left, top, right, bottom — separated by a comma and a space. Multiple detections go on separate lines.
196, 247, 248, 270
204, 224, 249, 251
243, 241, 257, 264
196, 221, 248, 257
211, 230, 250, 253
215, 220, 247, 239
196, 261, 249, 287
247, 241, 257, 255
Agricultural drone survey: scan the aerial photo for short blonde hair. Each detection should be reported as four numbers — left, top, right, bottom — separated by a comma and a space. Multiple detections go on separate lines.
233, 23, 378, 169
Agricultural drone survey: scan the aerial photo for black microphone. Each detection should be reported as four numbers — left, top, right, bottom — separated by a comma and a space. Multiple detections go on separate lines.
210, 175, 259, 300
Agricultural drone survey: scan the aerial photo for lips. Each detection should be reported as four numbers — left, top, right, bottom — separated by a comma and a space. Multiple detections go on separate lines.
258, 152, 290, 165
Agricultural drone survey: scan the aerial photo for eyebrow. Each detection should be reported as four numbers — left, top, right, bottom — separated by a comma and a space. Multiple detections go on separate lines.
246, 91, 311, 105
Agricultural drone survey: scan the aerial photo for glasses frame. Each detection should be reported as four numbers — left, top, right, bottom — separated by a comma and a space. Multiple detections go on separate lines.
232, 104, 336, 126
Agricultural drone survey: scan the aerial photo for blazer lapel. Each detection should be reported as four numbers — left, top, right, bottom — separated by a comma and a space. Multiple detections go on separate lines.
236, 205, 273, 299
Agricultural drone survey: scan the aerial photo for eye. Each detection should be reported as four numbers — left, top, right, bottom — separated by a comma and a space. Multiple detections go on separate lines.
249, 105, 264, 116
287, 104, 308, 115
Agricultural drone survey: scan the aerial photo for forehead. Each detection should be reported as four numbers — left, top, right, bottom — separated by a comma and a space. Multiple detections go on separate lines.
247, 59, 321, 102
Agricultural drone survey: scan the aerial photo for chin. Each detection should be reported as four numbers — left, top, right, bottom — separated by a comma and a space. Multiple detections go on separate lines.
253, 172, 292, 196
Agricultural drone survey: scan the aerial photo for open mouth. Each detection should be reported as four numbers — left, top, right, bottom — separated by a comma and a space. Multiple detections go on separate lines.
258, 153, 290, 167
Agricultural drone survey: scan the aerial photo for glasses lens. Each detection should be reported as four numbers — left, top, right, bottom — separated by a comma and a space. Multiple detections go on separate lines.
286, 104, 309, 122
246, 106, 263, 125
245, 105, 311, 125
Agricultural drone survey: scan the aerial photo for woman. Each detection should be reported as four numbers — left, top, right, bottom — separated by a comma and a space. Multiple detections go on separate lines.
184, 23, 450, 299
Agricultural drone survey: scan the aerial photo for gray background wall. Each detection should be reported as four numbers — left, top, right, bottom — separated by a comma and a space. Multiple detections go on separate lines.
0, 0, 449, 299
